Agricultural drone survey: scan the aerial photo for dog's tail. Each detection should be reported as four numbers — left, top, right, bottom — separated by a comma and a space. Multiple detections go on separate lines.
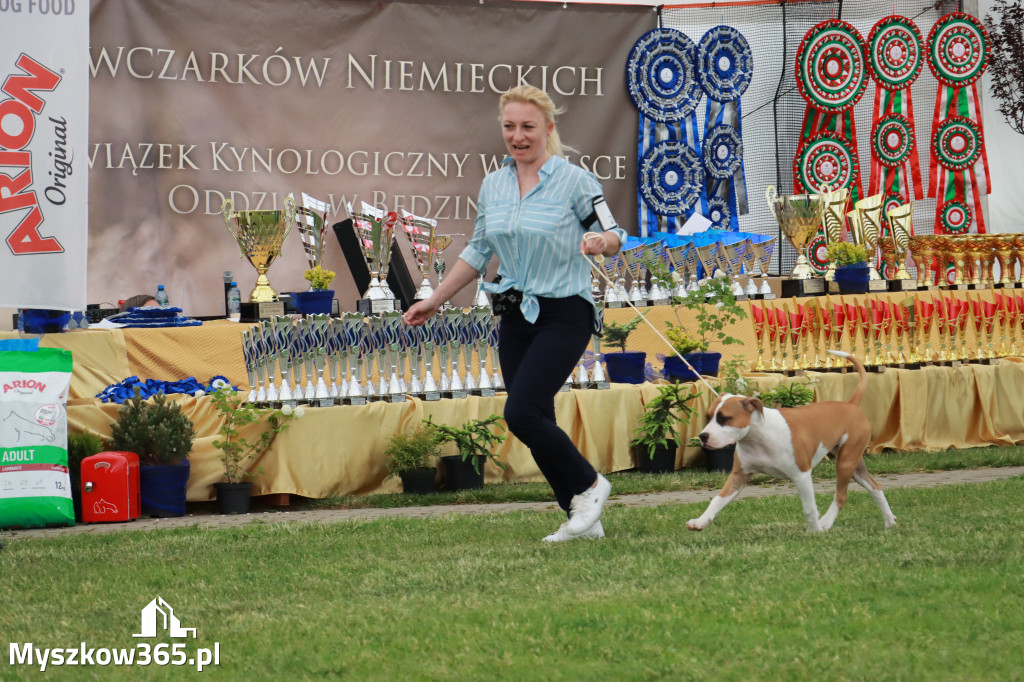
826, 350, 868, 407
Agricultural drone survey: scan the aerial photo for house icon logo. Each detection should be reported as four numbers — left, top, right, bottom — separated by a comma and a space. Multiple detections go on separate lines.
133, 597, 197, 638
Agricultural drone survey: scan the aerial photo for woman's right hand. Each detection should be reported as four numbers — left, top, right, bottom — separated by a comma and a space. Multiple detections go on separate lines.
403, 299, 439, 326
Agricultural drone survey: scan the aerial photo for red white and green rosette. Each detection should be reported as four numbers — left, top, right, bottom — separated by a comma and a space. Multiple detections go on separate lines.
926, 13, 987, 87
794, 131, 860, 193
881, 192, 905, 235
873, 113, 915, 167
808, 232, 830, 275
933, 116, 982, 170
868, 16, 924, 90
796, 20, 869, 112
940, 201, 972, 234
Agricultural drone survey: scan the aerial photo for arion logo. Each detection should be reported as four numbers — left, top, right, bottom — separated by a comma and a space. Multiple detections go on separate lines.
132, 597, 196, 639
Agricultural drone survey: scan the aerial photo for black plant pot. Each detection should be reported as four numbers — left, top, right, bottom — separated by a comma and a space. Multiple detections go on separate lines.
442, 455, 484, 491
704, 444, 736, 473
399, 467, 437, 495
214, 481, 253, 514
636, 440, 677, 473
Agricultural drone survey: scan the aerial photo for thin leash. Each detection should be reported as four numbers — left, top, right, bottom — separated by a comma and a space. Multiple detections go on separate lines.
581, 239, 720, 398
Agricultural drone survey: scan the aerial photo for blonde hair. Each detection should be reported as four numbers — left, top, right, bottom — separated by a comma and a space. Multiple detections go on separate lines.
499, 85, 575, 157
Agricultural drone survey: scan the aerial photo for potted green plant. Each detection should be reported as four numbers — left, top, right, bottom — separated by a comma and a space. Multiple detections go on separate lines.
67, 430, 105, 522
600, 314, 646, 384
756, 378, 817, 409
209, 387, 296, 514
827, 241, 871, 295
662, 273, 747, 382
107, 388, 195, 517
425, 414, 507, 491
292, 264, 336, 315
384, 423, 442, 495
630, 383, 700, 473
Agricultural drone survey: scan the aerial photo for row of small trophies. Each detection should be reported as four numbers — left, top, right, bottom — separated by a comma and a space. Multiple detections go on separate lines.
239, 309, 614, 406
597, 236, 778, 308
749, 291, 1024, 374
240, 309, 500, 406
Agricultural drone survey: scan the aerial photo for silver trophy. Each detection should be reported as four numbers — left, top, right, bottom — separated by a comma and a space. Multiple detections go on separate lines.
349, 201, 399, 312
309, 315, 333, 406
471, 307, 496, 397
400, 210, 439, 301
621, 244, 650, 305
719, 240, 747, 299
379, 311, 406, 402
751, 237, 777, 298
343, 312, 368, 405
443, 308, 467, 398
421, 315, 443, 400
295, 193, 331, 278
740, 238, 760, 296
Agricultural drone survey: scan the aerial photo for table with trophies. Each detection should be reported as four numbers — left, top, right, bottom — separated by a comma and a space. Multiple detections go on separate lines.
25, 187, 1024, 502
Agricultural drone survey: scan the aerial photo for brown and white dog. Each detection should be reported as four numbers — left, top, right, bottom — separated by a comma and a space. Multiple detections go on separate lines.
687, 350, 897, 533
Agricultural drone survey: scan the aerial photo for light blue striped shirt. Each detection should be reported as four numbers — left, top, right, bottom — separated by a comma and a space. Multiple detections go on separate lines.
459, 154, 627, 323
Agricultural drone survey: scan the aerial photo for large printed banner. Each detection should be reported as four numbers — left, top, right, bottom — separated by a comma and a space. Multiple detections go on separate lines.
87, 0, 652, 315
0, 2, 89, 311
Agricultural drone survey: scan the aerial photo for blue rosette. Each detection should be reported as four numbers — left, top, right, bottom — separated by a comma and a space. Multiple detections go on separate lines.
639, 140, 704, 218
626, 28, 700, 123
697, 25, 753, 103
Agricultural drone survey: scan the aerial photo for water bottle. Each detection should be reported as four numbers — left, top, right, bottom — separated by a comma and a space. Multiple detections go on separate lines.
227, 282, 242, 322
223, 270, 234, 316
154, 284, 170, 307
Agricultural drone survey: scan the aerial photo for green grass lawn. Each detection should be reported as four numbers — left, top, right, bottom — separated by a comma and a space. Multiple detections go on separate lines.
3, 472, 1023, 681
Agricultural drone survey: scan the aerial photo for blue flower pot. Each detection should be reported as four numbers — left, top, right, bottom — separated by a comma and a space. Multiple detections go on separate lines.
833, 264, 870, 295
663, 352, 721, 382
603, 351, 647, 384
291, 290, 334, 316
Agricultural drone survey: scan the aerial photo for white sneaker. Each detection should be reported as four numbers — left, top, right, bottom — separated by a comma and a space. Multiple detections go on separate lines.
542, 520, 605, 543
565, 473, 611, 535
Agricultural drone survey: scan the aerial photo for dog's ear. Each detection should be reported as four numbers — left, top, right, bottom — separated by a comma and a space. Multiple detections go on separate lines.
741, 397, 764, 417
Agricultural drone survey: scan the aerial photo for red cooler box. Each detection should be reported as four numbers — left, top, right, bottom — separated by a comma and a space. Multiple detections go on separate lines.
81, 452, 141, 523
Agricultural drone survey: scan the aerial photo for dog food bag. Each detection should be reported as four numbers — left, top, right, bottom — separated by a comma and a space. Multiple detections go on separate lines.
0, 348, 75, 529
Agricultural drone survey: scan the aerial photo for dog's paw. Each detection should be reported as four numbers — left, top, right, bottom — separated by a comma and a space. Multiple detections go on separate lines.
686, 518, 707, 531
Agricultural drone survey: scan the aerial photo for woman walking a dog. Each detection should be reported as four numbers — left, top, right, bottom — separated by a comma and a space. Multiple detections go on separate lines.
403, 85, 625, 542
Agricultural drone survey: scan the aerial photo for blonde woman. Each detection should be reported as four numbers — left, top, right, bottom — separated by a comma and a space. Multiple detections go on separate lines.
404, 85, 626, 542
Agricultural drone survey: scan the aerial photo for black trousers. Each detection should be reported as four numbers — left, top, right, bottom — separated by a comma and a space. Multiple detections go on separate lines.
499, 295, 597, 514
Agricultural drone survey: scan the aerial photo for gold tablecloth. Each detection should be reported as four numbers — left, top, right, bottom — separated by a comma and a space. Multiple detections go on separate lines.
62, 360, 1024, 501
7, 303, 1024, 502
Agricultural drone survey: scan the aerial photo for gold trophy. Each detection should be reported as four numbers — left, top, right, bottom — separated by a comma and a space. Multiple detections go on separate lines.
1011, 234, 1024, 287
821, 184, 850, 283
765, 186, 826, 296
221, 195, 297, 303
947, 237, 970, 289
993, 235, 1015, 287
965, 235, 987, 287
908, 235, 936, 289
980, 236, 998, 288
852, 193, 887, 290
884, 202, 915, 290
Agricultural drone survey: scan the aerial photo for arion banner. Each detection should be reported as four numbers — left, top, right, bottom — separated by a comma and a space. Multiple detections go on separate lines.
0, 2, 89, 311
86, 0, 652, 315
